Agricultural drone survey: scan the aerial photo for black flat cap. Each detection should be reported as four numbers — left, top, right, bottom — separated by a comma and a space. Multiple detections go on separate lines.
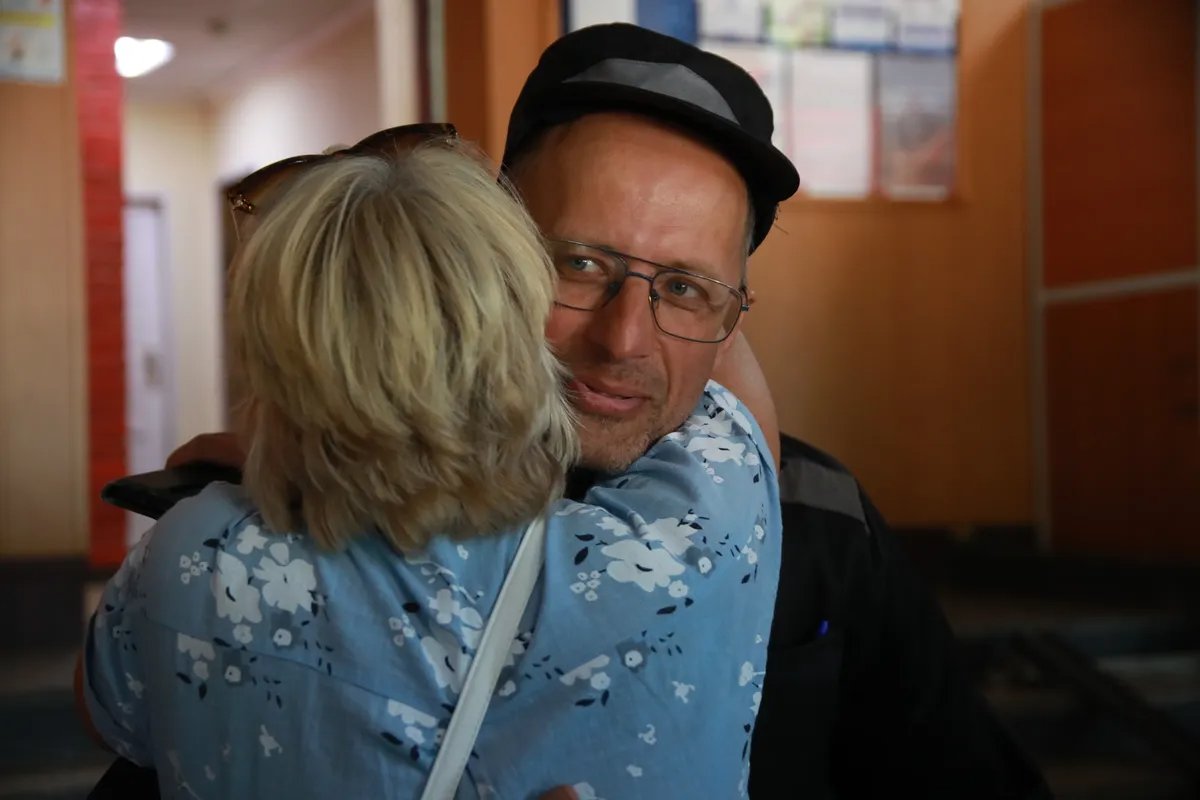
502, 23, 800, 252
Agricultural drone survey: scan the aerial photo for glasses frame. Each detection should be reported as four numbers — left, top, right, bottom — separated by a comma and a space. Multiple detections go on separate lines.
548, 238, 750, 344
225, 122, 457, 229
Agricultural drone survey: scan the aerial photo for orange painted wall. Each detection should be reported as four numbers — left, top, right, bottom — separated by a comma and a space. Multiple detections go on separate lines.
745, 0, 1032, 528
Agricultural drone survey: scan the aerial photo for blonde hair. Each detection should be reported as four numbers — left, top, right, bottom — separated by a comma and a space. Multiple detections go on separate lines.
228, 140, 578, 551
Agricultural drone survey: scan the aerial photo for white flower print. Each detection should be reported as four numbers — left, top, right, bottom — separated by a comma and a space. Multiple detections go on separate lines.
627, 765, 643, 778
569, 582, 586, 594
754, 524, 765, 541
497, 679, 516, 697
745, 547, 758, 565
420, 626, 470, 693
685, 435, 746, 465
672, 681, 695, 703
739, 661, 756, 687
597, 516, 632, 537
387, 700, 438, 728
405, 725, 425, 745
272, 628, 293, 648
178, 552, 208, 585
233, 624, 253, 645
212, 550, 263, 624
457, 544, 470, 560
192, 660, 209, 681
667, 580, 689, 598
586, 579, 600, 589
584, 590, 598, 602
589, 672, 611, 691
638, 724, 657, 745
235, 524, 267, 555
637, 516, 700, 558
559, 655, 610, 687
125, 673, 144, 699
623, 650, 645, 670
258, 725, 282, 757
253, 542, 316, 613
572, 783, 603, 800
752, 691, 762, 715
224, 665, 242, 684
601, 540, 684, 592
428, 588, 485, 630
177, 634, 215, 661
429, 588, 457, 625
708, 388, 754, 434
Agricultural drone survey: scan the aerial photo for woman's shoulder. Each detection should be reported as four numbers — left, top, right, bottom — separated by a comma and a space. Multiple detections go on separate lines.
138, 482, 258, 569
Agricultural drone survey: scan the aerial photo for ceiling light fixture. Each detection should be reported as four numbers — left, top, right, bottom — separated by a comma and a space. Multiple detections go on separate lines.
114, 36, 175, 79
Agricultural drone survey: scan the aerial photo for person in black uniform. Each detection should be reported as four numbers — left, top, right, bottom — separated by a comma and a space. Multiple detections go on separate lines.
90, 22, 1051, 800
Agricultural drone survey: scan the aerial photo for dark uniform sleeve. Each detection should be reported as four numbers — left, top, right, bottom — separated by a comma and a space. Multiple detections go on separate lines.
749, 439, 1053, 799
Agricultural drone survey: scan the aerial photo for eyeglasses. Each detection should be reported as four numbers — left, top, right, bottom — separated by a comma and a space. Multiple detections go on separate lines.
547, 239, 748, 344
225, 122, 457, 241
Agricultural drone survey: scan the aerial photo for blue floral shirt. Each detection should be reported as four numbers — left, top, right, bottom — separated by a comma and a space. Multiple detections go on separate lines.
83, 382, 781, 799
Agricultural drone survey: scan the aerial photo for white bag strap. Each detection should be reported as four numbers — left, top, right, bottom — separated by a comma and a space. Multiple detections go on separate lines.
419, 514, 548, 800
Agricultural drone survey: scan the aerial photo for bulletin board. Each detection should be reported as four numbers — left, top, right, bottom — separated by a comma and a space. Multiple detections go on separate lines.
563, 0, 960, 202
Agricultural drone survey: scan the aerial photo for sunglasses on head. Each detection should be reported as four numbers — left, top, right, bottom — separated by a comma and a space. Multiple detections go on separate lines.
226, 122, 458, 240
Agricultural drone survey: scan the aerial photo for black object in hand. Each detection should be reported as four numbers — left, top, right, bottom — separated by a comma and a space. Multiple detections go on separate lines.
100, 461, 244, 520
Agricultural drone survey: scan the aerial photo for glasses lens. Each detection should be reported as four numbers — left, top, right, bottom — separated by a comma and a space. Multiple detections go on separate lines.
549, 241, 624, 310
651, 271, 743, 343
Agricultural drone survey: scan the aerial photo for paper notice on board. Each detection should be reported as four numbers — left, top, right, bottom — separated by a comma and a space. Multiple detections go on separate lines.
765, 0, 830, 46
567, 0, 637, 31
702, 42, 790, 153
789, 49, 873, 198
830, 1, 893, 49
895, 0, 959, 53
876, 53, 956, 200
698, 0, 765, 40
1, 0, 64, 84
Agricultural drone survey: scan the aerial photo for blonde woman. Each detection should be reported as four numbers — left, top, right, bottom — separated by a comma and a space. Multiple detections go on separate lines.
80, 131, 781, 799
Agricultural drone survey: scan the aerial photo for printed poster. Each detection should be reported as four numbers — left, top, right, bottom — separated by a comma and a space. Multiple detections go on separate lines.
1, 0, 63, 84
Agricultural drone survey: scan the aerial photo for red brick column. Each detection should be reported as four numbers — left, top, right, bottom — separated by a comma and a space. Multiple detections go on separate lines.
73, 0, 126, 568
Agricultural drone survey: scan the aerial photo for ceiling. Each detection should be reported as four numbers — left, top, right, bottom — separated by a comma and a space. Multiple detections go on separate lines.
120, 0, 373, 102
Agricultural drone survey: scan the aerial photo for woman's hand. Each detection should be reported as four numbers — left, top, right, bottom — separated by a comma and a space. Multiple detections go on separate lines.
165, 432, 245, 469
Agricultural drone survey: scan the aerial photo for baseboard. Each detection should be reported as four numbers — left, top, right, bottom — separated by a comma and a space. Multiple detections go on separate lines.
0, 557, 90, 652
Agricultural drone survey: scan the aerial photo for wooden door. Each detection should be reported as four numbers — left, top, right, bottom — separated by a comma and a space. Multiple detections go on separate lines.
1035, 0, 1200, 559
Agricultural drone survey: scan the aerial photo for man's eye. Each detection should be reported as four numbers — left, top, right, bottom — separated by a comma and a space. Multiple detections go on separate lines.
557, 256, 606, 277
665, 278, 701, 298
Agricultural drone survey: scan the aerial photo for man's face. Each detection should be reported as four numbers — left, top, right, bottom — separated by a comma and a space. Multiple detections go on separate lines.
512, 113, 749, 471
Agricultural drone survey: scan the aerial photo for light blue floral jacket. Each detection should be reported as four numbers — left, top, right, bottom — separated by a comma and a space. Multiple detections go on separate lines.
83, 381, 782, 799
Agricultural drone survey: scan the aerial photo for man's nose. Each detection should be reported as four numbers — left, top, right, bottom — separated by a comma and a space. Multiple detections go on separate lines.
583, 273, 657, 360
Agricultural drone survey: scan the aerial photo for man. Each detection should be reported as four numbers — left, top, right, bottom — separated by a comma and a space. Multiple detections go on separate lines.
161, 23, 1051, 799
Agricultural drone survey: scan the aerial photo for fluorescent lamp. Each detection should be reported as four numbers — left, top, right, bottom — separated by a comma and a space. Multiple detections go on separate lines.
114, 36, 175, 79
